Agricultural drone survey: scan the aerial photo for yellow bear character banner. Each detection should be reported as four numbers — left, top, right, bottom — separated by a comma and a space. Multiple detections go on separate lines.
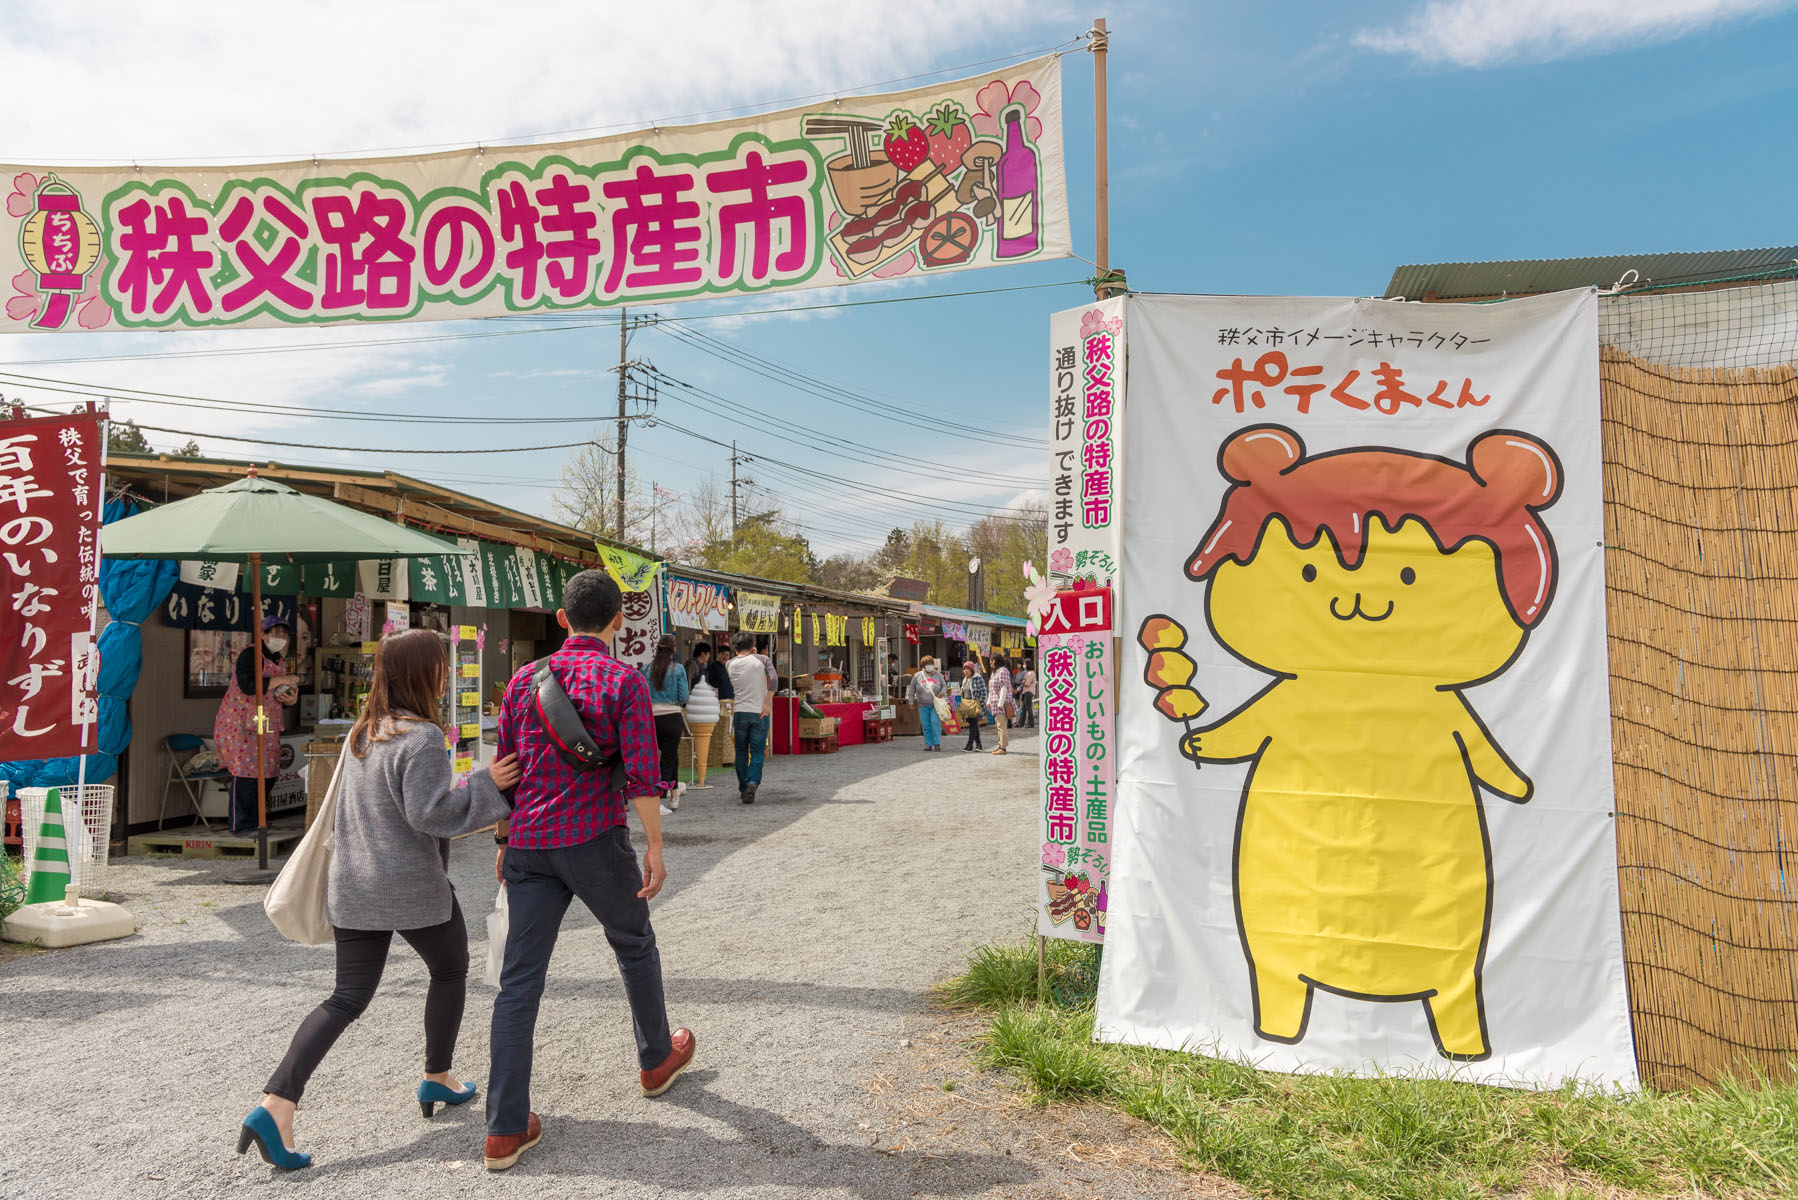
1089, 290, 1637, 1089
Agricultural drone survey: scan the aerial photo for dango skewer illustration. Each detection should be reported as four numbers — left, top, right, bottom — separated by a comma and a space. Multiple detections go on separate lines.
1138, 615, 1207, 772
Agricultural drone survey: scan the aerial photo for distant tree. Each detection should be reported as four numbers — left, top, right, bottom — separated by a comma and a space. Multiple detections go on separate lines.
819, 552, 880, 593
171, 439, 203, 458
553, 435, 651, 546
106, 418, 153, 455
699, 518, 818, 584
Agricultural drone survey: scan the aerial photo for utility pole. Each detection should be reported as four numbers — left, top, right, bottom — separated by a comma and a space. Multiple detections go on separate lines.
729, 442, 754, 542
649, 479, 657, 555
615, 307, 628, 540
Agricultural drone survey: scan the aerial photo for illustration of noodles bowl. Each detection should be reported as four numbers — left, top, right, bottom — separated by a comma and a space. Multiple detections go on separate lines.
827, 151, 899, 216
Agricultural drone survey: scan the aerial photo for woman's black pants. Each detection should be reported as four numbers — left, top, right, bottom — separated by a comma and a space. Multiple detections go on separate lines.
264, 898, 467, 1102
965, 714, 984, 750
654, 712, 685, 792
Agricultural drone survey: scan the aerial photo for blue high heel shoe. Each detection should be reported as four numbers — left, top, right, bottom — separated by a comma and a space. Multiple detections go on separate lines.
236, 1106, 311, 1170
417, 1079, 478, 1118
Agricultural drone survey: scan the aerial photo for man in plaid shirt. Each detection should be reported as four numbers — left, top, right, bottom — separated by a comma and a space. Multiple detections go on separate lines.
484, 571, 696, 1171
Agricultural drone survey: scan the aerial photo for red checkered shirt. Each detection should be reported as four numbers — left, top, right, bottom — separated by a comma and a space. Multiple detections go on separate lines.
496, 634, 662, 849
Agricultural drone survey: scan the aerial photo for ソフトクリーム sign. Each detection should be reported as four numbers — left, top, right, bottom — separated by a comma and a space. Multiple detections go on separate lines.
0, 59, 1068, 333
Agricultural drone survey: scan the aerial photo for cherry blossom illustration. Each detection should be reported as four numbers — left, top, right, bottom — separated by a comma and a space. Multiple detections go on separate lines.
1042, 841, 1067, 868
973, 79, 1043, 142
1023, 559, 1058, 636
1049, 548, 1075, 575
1079, 308, 1122, 340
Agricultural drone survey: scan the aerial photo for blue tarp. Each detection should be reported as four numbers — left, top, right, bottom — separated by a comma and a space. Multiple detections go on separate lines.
1, 498, 179, 792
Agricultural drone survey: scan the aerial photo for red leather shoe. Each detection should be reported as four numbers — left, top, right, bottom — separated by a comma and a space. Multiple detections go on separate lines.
640, 1028, 696, 1097
483, 1112, 542, 1171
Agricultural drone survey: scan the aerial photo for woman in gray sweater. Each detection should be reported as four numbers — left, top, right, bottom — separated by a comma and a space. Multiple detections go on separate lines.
238, 629, 519, 1170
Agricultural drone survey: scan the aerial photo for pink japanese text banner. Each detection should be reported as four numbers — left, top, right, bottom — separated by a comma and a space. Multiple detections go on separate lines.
0, 58, 1068, 333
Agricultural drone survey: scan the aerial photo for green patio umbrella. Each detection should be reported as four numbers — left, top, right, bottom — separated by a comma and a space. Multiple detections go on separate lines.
104, 470, 470, 873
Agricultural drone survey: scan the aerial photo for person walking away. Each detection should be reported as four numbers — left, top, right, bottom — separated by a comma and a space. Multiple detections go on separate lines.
726, 631, 776, 803
988, 656, 1015, 755
215, 616, 301, 834
1018, 660, 1038, 729
239, 629, 521, 1170
684, 644, 724, 790
486, 571, 695, 1171
642, 634, 689, 815
910, 657, 945, 751
959, 659, 988, 752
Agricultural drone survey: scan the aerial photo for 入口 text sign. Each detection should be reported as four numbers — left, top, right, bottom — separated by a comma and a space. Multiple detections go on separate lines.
1037, 586, 1113, 943
0, 412, 104, 760
0, 59, 1067, 333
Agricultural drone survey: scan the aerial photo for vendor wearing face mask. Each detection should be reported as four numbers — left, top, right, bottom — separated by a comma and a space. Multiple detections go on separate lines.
214, 616, 302, 834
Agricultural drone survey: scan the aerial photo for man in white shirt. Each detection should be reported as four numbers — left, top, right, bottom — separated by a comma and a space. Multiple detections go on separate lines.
725, 631, 777, 803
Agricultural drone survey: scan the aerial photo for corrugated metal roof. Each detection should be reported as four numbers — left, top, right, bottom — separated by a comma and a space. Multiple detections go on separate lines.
1384, 247, 1798, 301
922, 603, 1028, 628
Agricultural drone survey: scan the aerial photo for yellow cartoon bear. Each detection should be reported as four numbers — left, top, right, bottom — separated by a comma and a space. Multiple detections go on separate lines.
1140, 424, 1563, 1060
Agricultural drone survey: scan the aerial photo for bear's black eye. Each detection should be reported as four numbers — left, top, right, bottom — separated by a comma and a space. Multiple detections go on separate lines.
1301, 564, 1317, 583
1400, 567, 1416, 585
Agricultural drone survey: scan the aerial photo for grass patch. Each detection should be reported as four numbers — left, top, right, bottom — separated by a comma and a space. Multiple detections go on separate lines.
0, 852, 24, 921
948, 938, 1798, 1199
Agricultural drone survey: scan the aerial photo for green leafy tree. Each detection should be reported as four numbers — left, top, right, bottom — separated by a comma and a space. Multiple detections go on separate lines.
700, 518, 819, 584
106, 418, 153, 455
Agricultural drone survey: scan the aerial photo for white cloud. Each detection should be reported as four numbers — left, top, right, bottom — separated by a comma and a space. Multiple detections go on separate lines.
1355, 0, 1792, 67
0, 0, 1048, 160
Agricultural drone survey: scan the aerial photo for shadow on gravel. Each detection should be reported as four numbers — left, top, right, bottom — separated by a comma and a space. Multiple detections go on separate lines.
0, 987, 173, 1019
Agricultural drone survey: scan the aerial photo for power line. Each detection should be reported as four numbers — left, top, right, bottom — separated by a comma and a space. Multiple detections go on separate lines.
648, 369, 1042, 488
656, 321, 1047, 450
117, 422, 600, 456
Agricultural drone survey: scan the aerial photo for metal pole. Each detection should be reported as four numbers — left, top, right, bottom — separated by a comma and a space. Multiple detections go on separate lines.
1091, 17, 1113, 300
730, 441, 739, 541
616, 308, 629, 540
251, 550, 269, 871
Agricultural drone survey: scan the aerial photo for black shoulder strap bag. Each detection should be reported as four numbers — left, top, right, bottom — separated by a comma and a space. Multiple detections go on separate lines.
531, 656, 627, 791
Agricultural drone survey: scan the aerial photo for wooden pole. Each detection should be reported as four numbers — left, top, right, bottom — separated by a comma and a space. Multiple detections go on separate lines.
1091, 17, 1112, 299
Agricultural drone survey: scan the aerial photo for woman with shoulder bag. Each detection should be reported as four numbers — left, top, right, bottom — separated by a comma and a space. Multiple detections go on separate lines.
238, 629, 522, 1171
959, 659, 988, 752
910, 657, 946, 751
987, 655, 1015, 755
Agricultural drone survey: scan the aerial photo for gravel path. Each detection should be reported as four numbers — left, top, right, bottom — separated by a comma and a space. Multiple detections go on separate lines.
1, 731, 1192, 1200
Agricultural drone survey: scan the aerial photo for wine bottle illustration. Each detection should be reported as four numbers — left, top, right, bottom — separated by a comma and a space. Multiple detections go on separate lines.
995, 103, 1040, 258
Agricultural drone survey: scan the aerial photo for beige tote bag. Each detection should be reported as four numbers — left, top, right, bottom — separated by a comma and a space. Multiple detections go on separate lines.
263, 744, 348, 945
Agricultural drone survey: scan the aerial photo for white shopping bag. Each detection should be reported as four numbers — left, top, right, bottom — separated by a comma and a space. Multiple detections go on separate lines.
264, 745, 347, 945
483, 885, 508, 988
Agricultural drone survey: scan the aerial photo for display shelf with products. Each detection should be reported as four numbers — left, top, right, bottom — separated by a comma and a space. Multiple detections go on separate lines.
448, 624, 481, 777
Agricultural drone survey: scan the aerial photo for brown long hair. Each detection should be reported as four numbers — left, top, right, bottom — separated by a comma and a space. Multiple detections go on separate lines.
349, 628, 449, 757
649, 633, 675, 689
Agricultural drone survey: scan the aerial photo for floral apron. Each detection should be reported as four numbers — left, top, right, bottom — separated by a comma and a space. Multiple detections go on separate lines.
215, 651, 284, 779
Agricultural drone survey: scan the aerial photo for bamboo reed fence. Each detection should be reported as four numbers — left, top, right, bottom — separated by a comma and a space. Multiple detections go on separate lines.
1602, 343, 1798, 1089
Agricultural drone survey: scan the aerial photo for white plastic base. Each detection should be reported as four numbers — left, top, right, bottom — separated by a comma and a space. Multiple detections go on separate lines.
2, 897, 136, 948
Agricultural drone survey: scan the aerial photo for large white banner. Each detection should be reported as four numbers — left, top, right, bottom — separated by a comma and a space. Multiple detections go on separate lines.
1099, 290, 1636, 1088
0, 59, 1066, 333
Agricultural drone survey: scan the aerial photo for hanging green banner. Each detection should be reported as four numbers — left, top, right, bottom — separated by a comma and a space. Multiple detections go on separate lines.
598, 543, 660, 592
410, 552, 466, 605
302, 560, 356, 598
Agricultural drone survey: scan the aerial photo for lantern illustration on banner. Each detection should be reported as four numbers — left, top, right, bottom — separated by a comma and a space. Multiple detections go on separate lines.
18, 176, 101, 330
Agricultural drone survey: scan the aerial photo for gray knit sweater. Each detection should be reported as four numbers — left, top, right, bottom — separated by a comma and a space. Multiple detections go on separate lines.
326, 716, 510, 931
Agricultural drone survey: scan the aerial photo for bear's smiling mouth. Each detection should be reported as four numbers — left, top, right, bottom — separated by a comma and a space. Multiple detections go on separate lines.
1329, 594, 1394, 622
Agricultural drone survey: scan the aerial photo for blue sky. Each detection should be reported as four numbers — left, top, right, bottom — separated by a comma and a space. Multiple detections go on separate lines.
1, 0, 1794, 558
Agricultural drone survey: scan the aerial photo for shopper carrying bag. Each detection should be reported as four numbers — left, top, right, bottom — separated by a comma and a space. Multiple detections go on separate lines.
263, 743, 350, 945
236, 629, 521, 1171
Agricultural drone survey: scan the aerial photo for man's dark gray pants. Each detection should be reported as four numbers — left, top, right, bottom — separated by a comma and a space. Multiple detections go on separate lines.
486, 826, 672, 1136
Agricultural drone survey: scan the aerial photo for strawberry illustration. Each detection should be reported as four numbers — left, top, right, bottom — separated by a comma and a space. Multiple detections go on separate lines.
885, 114, 930, 173
925, 101, 973, 173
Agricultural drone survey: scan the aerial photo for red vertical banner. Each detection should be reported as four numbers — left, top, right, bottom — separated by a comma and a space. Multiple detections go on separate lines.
0, 412, 104, 761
